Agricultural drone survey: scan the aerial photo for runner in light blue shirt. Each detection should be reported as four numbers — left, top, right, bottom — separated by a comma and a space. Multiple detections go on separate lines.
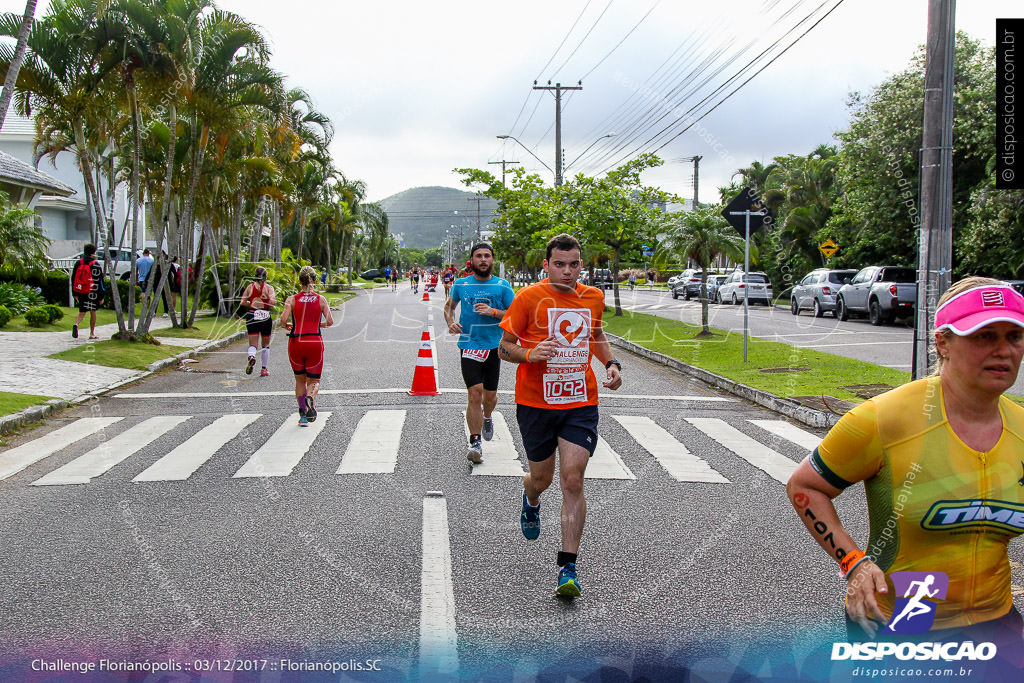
444, 243, 515, 463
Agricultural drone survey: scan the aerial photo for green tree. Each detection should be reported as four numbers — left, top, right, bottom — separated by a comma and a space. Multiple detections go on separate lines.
0, 191, 47, 277
825, 33, 995, 270
660, 206, 743, 335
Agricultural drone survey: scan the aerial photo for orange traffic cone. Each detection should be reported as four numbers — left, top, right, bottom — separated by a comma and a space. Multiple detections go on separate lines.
408, 328, 441, 396
422, 290, 430, 302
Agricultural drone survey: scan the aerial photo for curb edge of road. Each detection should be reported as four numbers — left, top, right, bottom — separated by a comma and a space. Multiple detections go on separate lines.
0, 328, 250, 436
607, 333, 842, 430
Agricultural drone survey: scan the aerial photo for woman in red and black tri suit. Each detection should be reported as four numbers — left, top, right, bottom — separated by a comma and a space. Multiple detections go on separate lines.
280, 266, 334, 426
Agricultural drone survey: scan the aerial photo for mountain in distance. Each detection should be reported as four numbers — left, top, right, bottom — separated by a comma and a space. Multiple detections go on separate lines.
378, 186, 499, 249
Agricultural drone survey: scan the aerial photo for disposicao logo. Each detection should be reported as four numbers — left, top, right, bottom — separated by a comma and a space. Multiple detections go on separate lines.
830, 570, 998, 662
886, 571, 948, 635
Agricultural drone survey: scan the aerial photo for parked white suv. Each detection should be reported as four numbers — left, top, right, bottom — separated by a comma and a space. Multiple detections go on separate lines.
716, 271, 773, 305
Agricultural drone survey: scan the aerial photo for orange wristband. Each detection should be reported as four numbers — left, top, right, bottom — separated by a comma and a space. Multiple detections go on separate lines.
526, 347, 532, 362
840, 550, 867, 578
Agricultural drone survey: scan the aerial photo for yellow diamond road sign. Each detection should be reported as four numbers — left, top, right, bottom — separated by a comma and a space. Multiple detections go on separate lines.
819, 238, 838, 258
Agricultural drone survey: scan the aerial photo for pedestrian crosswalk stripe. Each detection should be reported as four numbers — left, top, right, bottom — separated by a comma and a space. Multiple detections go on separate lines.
337, 410, 406, 474
0, 417, 123, 481
233, 412, 332, 478
612, 415, 728, 483
685, 418, 798, 484
749, 420, 821, 453
32, 416, 189, 486
464, 411, 525, 477
587, 436, 636, 480
133, 414, 262, 482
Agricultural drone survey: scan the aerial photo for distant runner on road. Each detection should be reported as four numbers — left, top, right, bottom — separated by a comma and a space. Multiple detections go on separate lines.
280, 266, 334, 426
240, 266, 277, 377
498, 233, 623, 597
444, 244, 515, 464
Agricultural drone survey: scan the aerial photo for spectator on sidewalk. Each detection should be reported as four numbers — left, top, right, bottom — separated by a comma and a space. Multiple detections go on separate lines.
136, 248, 154, 310
71, 243, 104, 340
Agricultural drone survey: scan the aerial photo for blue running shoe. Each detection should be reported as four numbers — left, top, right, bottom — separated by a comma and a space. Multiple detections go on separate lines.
520, 492, 540, 540
298, 414, 309, 427
557, 562, 581, 597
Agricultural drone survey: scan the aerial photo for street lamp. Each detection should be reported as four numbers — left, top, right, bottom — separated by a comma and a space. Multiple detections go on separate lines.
496, 134, 554, 178
564, 132, 616, 174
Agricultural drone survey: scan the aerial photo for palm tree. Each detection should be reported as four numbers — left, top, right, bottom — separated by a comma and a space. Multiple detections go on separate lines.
0, 0, 37, 132
661, 206, 744, 335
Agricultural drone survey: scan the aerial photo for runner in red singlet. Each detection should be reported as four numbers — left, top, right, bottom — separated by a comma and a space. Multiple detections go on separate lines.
280, 266, 334, 426
240, 266, 277, 376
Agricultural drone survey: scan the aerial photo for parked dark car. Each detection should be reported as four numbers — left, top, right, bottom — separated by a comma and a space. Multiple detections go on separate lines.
671, 271, 719, 300
791, 268, 857, 317
590, 268, 614, 290
1005, 280, 1024, 296
359, 269, 383, 280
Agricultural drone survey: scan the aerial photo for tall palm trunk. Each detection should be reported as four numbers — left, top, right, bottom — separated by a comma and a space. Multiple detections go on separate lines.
252, 196, 266, 262
127, 78, 141, 332
297, 207, 307, 262
272, 201, 281, 264
0, 0, 36, 133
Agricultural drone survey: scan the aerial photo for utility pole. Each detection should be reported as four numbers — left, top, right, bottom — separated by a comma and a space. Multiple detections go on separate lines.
467, 197, 487, 241
678, 156, 702, 208
533, 80, 582, 187
912, 0, 956, 380
488, 160, 521, 187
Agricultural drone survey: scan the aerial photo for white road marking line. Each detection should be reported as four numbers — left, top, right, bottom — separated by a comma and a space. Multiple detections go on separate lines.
587, 436, 636, 480
114, 389, 735, 402
233, 412, 332, 478
749, 419, 821, 453
419, 494, 458, 675
337, 410, 406, 474
686, 418, 797, 484
133, 413, 262, 481
32, 416, 189, 486
798, 340, 913, 348
464, 411, 525, 477
0, 417, 123, 480
612, 415, 727, 483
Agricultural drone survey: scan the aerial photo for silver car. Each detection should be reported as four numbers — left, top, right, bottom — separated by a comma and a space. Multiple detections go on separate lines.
716, 270, 773, 305
791, 268, 856, 317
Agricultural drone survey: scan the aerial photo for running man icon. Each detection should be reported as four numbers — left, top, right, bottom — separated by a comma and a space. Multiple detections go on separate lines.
886, 571, 949, 634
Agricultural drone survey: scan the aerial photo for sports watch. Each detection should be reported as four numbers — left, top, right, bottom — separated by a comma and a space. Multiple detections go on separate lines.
605, 359, 622, 371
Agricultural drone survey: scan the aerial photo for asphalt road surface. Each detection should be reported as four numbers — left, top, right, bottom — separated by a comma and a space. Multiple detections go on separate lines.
1, 287, 1022, 681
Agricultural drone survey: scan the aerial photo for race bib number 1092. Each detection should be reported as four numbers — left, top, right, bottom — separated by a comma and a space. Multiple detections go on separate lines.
543, 371, 587, 404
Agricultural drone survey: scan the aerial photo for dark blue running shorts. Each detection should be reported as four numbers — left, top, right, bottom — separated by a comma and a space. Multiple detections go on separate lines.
516, 404, 599, 462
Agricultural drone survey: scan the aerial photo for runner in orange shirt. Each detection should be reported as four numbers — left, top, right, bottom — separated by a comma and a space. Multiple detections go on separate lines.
498, 233, 622, 597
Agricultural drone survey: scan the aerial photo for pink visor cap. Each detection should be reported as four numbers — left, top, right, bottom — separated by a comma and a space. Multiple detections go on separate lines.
934, 285, 1024, 336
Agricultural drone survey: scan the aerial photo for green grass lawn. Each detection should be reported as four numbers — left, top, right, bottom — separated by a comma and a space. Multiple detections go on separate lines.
0, 391, 55, 417
2, 305, 146, 333
601, 308, 911, 403
153, 314, 245, 340
47, 339, 191, 371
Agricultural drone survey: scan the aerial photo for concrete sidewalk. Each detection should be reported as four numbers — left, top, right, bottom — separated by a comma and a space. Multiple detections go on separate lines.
0, 315, 249, 434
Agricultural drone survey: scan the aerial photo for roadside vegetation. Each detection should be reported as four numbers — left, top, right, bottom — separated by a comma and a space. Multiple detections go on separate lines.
47, 339, 191, 371
602, 309, 911, 404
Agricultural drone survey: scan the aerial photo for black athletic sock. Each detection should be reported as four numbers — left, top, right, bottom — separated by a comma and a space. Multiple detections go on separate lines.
470, 434, 481, 443
557, 551, 577, 567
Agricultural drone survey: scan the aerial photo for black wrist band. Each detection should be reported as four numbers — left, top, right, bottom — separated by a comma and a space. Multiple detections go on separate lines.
605, 359, 621, 370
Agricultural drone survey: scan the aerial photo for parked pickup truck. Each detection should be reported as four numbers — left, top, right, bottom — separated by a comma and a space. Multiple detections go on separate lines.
836, 266, 917, 325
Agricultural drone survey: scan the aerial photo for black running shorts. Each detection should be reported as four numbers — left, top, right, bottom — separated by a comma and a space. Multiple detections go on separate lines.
245, 310, 273, 336
460, 348, 500, 391
516, 404, 599, 462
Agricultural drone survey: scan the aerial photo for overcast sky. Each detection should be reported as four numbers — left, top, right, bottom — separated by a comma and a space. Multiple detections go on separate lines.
6, 1, 1017, 203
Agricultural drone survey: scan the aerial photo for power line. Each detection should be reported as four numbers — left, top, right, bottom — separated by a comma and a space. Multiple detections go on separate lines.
579, 1, 660, 81
550, 0, 615, 80
598, 0, 841, 172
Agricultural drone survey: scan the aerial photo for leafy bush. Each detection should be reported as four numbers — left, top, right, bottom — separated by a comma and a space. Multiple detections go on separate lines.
102, 278, 141, 310
0, 305, 10, 328
24, 307, 50, 327
43, 270, 70, 305
373, 277, 385, 283
42, 304, 64, 323
0, 281, 46, 315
